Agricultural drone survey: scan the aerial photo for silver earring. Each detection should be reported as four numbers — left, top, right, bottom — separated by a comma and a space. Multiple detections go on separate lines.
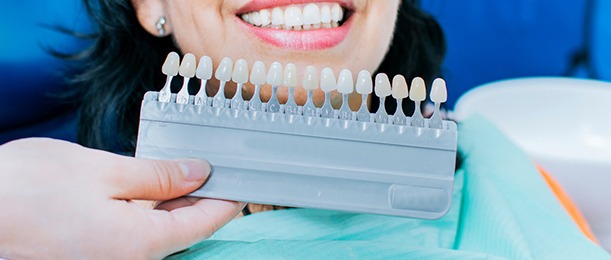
156, 16, 167, 36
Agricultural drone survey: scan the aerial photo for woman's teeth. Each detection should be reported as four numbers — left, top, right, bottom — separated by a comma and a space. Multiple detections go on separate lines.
240, 3, 345, 30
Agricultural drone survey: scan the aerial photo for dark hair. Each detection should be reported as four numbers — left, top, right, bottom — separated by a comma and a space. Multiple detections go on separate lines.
71, 0, 445, 154
373, 0, 446, 120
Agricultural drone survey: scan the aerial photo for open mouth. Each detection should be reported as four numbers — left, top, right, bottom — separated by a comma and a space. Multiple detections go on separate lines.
236, 2, 355, 50
238, 2, 353, 30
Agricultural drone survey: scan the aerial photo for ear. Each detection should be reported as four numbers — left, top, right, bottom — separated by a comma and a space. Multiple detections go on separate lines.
132, 0, 173, 37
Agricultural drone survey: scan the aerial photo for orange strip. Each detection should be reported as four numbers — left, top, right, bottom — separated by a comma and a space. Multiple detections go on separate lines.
537, 165, 599, 244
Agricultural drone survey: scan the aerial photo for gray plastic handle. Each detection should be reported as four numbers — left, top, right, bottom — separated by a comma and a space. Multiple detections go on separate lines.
136, 92, 458, 219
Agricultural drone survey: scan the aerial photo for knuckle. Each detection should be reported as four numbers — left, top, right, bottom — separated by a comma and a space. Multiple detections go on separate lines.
151, 161, 180, 197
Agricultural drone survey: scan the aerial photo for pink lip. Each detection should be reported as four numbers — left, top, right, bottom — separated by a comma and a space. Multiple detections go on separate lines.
235, 0, 354, 51
237, 18, 352, 51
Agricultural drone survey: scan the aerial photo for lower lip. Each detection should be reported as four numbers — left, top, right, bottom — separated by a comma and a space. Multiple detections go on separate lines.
237, 17, 352, 51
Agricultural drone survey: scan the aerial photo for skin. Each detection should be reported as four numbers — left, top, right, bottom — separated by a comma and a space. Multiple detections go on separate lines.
0, 139, 244, 259
133, 0, 401, 108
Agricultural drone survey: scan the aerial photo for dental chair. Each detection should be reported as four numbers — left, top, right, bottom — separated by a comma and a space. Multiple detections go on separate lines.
426, 0, 611, 251
454, 77, 611, 251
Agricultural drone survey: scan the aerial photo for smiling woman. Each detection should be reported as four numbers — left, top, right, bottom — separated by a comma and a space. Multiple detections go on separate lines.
71, 0, 445, 154
133, 0, 396, 68
130, 0, 406, 111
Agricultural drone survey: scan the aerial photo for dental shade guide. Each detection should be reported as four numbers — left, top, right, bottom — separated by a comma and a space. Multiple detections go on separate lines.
136, 52, 458, 219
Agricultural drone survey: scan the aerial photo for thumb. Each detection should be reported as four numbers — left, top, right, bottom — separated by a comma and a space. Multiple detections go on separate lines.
106, 158, 211, 201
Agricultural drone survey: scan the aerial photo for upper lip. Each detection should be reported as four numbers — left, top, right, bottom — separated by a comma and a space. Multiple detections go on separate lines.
236, 0, 354, 14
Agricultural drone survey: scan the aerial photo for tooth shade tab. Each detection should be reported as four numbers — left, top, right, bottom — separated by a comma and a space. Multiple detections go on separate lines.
266, 62, 283, 85
338, 69, 353, 120
249, 61, 265, 111
337, 69, 354, 94
356, 70, 373, 95
162, 52, 180, 76
410, 77, 426, 101
302, 66, 318, 115
283, 63, 298, 87
250, 61, 267, 85
320, 67, 337, 92
177, 53, 196, 104
179, 53, 197, 78
215, 57, 233, 82
284, 64, 299, 114
320, 67, 336, 119
392, 75, 409, 99
158, 52, 180, 103
431, 78, 448, 103
232, 59, 249, 84
374, 73, 392, 97
196, 56, 213, 80
302, 66, 319, 90
429, 78, 447, 129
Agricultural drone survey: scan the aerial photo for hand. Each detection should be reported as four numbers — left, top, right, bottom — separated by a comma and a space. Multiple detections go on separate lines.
0, 138, 245, 259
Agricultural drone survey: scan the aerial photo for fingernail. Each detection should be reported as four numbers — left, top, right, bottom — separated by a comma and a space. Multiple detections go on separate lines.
178, 160, 211, 182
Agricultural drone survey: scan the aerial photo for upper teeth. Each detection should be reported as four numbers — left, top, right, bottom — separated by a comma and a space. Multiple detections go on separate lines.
241, 3, 345, 30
